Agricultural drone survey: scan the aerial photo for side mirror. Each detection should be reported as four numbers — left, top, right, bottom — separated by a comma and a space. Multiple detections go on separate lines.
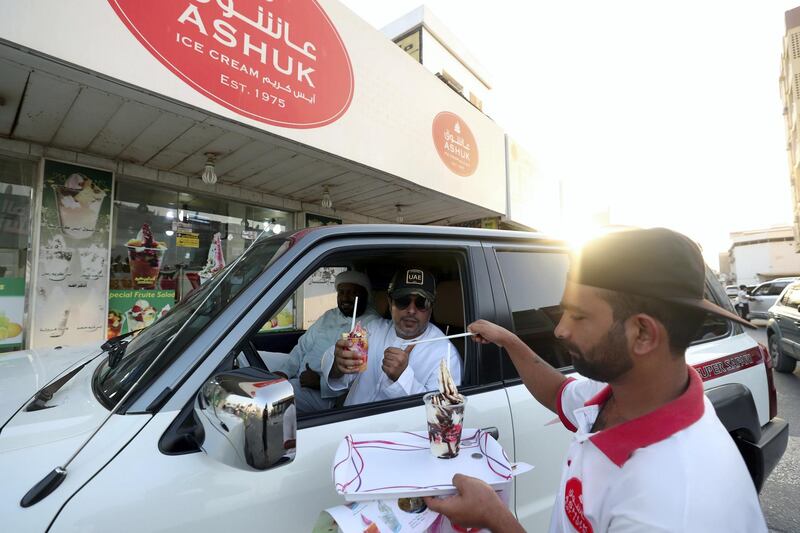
195, 367, 296, 471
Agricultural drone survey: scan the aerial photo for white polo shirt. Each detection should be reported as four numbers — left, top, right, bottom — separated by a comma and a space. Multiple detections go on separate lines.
550, 367, 767, 533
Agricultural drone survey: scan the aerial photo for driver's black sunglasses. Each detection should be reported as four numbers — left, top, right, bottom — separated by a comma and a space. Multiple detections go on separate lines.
393, 294, 433, 311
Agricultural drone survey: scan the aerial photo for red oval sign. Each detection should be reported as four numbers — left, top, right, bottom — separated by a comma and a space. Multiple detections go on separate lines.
108, 0, 354, 129
432, 112, 479, 177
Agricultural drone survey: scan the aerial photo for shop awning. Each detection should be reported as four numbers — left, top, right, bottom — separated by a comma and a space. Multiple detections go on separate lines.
0, 47, 499, 226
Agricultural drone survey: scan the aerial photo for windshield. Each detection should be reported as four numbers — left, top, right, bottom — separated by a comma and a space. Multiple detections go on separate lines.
93, 234, 290, 409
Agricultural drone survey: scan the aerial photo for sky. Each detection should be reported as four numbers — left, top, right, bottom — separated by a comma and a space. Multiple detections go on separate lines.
339, 0, 798, 268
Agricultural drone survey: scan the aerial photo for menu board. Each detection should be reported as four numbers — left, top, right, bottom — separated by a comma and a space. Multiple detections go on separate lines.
30, 161, 113, 348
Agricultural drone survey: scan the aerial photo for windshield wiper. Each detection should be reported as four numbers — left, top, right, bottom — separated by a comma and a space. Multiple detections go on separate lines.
102, 332, 133, 369
25, 359, 95, 412
25, 334, 134, 413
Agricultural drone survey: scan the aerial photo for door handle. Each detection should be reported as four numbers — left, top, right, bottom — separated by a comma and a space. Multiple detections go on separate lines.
481, 426, 499, 439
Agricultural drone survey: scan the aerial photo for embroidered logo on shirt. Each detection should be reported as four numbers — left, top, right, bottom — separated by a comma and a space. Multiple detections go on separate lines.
406, 269, 424, 285
565, 477, 593, 533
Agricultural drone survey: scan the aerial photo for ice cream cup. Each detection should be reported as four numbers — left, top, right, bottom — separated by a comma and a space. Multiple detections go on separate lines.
125, 308, 157, 332
52, 184, 105, 239
423, 392, 467, 459
127, 245, 166, 289
107, 311, 122, 339
341, 331, 368, 372
79, 246, 105, 280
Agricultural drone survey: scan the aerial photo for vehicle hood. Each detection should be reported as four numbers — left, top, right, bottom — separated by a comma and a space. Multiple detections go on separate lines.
0, 343, 104, 427
0, 346, 150, 532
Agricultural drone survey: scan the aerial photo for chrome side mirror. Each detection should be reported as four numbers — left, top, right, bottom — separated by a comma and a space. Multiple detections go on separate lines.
195, 367, 295, 471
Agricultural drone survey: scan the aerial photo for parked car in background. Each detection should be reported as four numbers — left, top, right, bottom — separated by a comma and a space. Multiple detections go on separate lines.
767, 280, 800, 373
747, 278, 799, 320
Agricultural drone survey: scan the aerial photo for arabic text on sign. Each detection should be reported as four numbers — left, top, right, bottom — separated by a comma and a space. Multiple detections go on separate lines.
177, 232, 200, 248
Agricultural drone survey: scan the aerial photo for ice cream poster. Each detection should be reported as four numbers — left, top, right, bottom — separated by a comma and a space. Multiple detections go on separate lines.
107, 290, 174, 339
0, 277, 25, 352
30, 160, 113, 349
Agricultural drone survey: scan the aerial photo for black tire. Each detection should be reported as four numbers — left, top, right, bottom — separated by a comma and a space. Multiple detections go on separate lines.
770, 334, 797, 373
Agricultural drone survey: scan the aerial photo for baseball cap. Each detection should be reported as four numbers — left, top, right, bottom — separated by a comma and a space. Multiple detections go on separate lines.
568, 228, 754, 328
388, 268, 436, 302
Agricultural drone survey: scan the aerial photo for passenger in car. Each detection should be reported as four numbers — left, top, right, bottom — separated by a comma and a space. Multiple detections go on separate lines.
321, 267, 461, 406
264, 271, 380, 412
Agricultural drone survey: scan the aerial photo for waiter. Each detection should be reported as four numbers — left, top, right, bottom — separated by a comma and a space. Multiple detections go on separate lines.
425, 228, 767, 532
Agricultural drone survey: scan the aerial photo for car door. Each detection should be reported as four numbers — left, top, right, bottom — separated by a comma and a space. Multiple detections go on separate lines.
751, 281, 791, 318
483, 242, 574, 533
777, 283, 800, 357
748, 283, 774, 318
51, 236, 516, 533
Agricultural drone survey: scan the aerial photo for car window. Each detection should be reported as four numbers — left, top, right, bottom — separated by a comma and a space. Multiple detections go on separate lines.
690, 286, 730, 343
241, 250, 469, 420
496, 251, 571, 373
784, 284, 800, 307
753, 284, 771, 296
768, 282, 790, 296
257, 266, 347, 333
93, 235, 290, 409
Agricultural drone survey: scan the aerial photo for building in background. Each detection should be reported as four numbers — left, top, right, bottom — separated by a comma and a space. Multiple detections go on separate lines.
718, 252, 733, 285
728, 226, 800, 286
384, 5, 560, 232
382, 5, 492, 114
780, 6, 800, 250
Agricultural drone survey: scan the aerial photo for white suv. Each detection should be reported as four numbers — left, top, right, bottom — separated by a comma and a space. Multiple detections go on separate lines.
0, 226, 788, 532
747, 278, 799, 320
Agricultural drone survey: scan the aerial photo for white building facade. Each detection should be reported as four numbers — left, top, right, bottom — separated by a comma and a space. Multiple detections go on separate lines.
729, 226, 800, 286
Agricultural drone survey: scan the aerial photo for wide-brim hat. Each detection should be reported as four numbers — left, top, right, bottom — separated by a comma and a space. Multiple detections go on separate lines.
569, 228, 754, 329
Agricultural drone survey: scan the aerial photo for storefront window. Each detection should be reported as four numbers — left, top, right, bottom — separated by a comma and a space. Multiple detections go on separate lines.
108, 178, 293, 339
0, 156, 36, 353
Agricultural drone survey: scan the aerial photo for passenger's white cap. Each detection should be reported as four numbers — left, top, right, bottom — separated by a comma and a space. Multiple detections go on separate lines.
335, 271, 371, 293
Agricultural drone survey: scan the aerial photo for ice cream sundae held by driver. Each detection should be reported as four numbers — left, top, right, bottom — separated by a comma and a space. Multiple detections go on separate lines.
321, 268, 461, 407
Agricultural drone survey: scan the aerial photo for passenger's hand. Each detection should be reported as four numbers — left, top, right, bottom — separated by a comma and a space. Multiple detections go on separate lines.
468, 319, 515, 348
332, 338, 363, 377
382, 345, 413, 381
424, 474, 515, 531
299, 363, 321, 389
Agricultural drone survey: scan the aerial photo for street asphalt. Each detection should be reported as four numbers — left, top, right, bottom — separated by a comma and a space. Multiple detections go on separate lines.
747, 326, 800, 533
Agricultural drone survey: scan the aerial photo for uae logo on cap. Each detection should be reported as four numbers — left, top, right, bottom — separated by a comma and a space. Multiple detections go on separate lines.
406, 269, 424, 285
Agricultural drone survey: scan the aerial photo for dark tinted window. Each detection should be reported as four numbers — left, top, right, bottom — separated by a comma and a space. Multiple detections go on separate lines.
690, 286, 730, 343
496, 251, 571, 372
768, 282, 791, 296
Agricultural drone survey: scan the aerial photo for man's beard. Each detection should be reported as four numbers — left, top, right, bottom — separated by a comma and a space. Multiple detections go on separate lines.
563, 320, 633, 383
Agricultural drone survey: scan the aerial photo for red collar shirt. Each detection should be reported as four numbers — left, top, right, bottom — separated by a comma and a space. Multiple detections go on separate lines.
550, 367, 767, 533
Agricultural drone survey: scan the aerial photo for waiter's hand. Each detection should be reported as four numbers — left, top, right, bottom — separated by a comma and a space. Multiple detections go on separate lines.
331, 339, 363, 378
468, 319, 515, 348
299, 363, 321, 389
382, 345, 413, 382
424, 474, 521, 532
